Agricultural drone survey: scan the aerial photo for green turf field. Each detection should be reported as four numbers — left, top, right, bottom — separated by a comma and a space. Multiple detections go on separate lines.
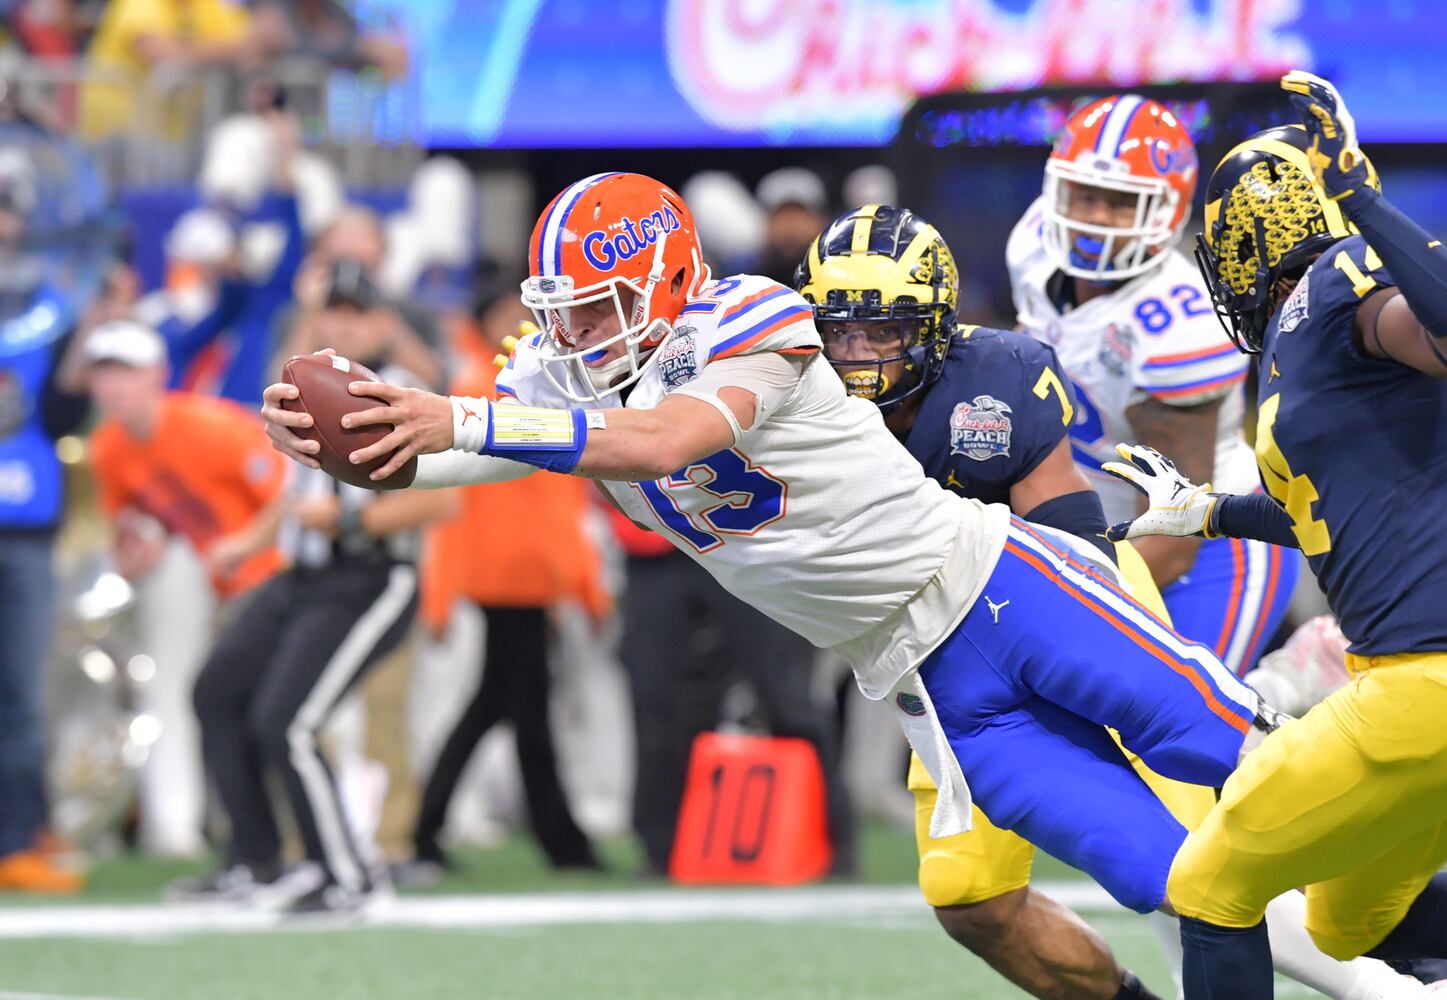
0, 828, 1326, 1000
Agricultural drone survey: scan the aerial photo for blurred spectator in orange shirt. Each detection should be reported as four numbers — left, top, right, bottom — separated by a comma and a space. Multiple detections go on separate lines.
404, 282, 608, 880
87, 319, 286, 857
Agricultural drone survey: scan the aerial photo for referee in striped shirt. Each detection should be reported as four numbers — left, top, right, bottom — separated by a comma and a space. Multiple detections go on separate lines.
174, 263, 456, 912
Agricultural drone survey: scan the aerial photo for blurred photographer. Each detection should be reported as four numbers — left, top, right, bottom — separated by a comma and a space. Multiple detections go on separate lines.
278, 256, 441, 389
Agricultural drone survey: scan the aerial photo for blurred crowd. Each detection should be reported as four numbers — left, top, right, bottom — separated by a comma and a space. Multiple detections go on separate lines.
0, 24, 906, 897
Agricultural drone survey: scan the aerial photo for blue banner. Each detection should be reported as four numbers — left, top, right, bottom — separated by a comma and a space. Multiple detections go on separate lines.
406, 0, 1447, 147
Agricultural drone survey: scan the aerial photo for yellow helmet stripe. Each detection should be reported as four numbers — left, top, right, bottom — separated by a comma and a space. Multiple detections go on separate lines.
896, 225, 938, 276
1218, 135, 1352, 239
850, 205, 881, 253
807, 235, 824, 280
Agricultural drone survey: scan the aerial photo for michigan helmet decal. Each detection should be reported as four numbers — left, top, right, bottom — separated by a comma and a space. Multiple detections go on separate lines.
1195, 125, 1380, 353
794, 205, 958, 412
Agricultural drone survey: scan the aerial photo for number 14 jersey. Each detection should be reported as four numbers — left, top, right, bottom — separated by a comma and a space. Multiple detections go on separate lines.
1006, 197, 1259, 524
1258, 235, 1447, 654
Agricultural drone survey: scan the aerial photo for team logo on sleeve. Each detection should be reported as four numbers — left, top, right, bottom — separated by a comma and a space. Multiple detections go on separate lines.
1097, 323, 1136, 377
1278, 273, 1310, 333
949, 395, 1013, 461
657, 327, 699, 389
895, 692, 927, 717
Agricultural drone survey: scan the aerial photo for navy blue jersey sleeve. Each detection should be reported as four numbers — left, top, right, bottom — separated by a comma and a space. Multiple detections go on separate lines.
1008, 337, 1075, 480
906, 328, 1075, 506
1300, 235, 1398, 359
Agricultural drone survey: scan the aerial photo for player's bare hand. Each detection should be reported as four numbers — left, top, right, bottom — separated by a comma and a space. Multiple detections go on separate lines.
342, 381, 454, 481
260, 350, 337, 469
260, 380, 321, 468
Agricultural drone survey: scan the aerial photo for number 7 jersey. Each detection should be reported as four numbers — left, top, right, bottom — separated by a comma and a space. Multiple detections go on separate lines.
497, 274, 1012, 696
1006, 197, 1258, 524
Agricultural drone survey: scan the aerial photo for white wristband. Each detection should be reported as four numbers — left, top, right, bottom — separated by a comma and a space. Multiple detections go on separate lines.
450, 396, 491, 453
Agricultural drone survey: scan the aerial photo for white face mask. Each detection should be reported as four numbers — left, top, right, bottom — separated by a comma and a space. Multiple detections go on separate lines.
520, 270, 671, 403
520, 229, 710, 404
1041, 160, 1181, 282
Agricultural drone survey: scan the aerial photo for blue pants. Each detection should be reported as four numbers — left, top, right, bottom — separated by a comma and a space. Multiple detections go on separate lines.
1165, 535, 1299, 677
919, 519, 1259, 913
0, 533, 54, 856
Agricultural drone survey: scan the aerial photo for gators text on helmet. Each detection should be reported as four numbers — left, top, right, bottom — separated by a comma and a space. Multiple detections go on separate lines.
1044, 94, 1198, 281
794, 205, 958, 413
1195, 124, 1380, 353
520, 172, 711, 402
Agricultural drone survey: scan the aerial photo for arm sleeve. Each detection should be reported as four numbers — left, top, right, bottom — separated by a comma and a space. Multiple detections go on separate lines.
1208, 493, 1300, 549
1023, 489, 1115, 563
164, 281, 248, 375
1011, 342, 1075, 479
255, 193, 307, 300
670, 351, 807, 446
1340, 187, 1447, 341
414, 450, 536, 488
40, 327, 90, 440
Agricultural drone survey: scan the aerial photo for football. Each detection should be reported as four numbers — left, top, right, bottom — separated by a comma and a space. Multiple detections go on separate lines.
280, 353, 418, 490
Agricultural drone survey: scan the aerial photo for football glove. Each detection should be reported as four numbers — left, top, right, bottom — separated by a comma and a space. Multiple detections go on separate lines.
1102, 444, 1222, 542
1281, 70, 1370, 201
492, 321, 537, 370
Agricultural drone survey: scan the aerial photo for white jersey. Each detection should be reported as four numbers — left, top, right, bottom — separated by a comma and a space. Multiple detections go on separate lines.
1007, 197, 1259, 524
498, 273, 1011, 698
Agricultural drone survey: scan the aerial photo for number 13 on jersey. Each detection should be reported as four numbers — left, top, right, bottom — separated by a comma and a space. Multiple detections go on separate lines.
632, 449, 788, 551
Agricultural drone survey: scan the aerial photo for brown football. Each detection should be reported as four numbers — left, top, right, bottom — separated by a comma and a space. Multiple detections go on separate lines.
280, 354, 418, 490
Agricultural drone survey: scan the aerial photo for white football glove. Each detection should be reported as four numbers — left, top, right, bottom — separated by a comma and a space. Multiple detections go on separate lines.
1102, 444, 1221, 542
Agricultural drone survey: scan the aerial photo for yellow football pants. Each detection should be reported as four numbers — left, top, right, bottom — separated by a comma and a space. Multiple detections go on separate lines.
1168, 650, 1447, 959
910, 541, 1214, 907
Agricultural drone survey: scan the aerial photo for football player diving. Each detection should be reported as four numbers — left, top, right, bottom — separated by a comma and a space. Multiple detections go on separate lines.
796, 203, 1428, 1000
265, 173, 1270, 982
1106, 72, 1447, 998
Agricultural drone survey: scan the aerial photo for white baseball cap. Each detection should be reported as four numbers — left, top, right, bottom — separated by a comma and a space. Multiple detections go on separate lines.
756, 167, 828, 215
164, 207, 235, 265
86, 320, 167, 368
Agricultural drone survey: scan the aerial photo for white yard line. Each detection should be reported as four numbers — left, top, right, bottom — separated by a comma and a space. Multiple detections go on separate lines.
0, 992, 156, 1000
0, 882, 1117, 941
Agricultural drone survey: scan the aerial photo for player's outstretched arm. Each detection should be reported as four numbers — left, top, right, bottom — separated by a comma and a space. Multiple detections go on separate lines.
342, 381, 747, 485
1103, 444, 1299, 549
1283, 71, 1447, 376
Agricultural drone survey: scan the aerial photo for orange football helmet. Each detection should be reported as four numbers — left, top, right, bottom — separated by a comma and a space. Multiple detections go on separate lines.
1043, 95, 1198, 281
521, 172, 710, 401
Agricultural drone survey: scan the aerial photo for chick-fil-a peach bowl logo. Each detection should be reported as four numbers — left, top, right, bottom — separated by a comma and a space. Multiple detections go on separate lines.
664, 0, 1308, 136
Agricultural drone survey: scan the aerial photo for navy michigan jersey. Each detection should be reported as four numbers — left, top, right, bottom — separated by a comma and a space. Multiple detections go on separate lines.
1258, 234, 1447, 654
904, 326, 1076, 505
